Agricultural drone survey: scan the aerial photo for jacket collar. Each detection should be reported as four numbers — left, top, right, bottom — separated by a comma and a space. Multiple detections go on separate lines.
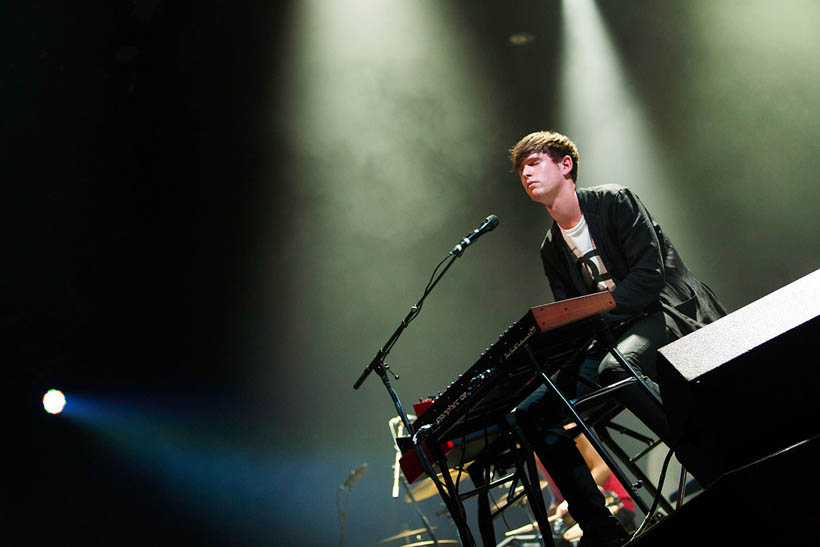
546, 187, 614, 294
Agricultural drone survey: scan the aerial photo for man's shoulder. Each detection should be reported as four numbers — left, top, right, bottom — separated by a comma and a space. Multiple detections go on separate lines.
577, 184, 636, 211
541, 220, 557, 245
577, 183, 630, 199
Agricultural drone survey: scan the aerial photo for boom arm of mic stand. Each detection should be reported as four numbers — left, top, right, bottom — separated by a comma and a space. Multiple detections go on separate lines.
352, 301, 422, 391
352, 251, 459, 391
351, 251, 461, 441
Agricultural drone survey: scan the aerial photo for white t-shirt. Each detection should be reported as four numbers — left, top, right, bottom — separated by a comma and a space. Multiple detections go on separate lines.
559, 214, 616, 292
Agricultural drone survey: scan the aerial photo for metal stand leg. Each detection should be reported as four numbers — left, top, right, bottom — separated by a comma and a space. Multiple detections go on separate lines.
524, 344, 643, 525
606, 346, 663, 409
428, 441, 477, 547
400, 475, 440, 543
676, 466, 687, 509
514, 444, 554, 546
595, 423, 673, 515
466, 464, 496, 547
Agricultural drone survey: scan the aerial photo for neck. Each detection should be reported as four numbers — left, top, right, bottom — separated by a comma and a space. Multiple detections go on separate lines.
545, 183, 582, 229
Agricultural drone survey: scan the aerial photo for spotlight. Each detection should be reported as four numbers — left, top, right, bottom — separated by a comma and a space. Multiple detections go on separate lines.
43, 389, 66, 415
509, 32, 535, 46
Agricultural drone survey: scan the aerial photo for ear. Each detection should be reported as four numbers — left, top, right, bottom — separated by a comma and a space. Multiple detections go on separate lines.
560, 155, 573, 177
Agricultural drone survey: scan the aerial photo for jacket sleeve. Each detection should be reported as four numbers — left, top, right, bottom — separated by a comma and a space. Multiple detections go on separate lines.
540, 235, 574, 303
608, 188, 666, 314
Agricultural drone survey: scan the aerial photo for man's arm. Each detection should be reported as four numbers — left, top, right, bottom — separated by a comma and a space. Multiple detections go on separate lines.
607, 188, 666, 314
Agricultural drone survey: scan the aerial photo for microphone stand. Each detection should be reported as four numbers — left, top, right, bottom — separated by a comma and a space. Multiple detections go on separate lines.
353, 225, 493, 547
401, 474, 440, 544
391, 418, 440, 544
352, 250, 461, 434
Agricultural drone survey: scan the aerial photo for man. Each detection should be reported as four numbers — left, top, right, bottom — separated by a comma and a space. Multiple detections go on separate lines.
508, 130, 725, 546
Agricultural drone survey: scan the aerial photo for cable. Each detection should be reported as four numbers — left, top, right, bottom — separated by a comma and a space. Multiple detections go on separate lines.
409, 253, 452, 323
630, 448, 675, 540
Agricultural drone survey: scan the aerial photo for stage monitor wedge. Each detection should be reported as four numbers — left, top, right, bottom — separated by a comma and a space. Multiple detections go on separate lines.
657, 268, 820, 486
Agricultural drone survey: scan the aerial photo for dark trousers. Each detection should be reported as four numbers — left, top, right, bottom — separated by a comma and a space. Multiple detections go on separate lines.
508, 311, 668, 527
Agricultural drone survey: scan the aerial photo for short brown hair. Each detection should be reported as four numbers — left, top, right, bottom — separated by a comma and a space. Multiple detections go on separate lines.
510, 130, 579, 181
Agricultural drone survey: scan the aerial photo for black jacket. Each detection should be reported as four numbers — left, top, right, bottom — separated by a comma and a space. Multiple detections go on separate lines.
540, 184, 726, 340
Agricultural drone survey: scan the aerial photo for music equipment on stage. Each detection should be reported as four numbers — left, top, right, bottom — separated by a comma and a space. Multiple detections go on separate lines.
377, 527, 441, 544
387, 417, 442, 544
386, 541, 459, 547
397, 292, 615, 484
404, 468, 466, 503
340, 462, 368, 490
658, 268, 820, 486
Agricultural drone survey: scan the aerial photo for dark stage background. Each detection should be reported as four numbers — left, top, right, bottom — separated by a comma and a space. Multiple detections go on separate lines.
17, 1, 820, 545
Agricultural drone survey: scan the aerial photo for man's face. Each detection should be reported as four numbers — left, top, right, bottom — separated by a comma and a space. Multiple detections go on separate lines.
519, 151, 567, 203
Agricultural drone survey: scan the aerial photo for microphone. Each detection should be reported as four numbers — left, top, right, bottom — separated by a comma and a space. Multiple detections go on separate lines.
451, 214, 499, 256
340, 463, 368, 490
